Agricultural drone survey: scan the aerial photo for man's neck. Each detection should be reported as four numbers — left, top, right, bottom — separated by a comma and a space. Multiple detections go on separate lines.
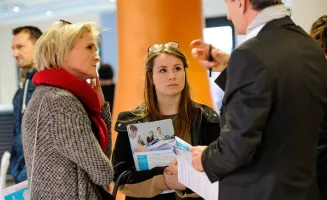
245, 9, 261, 31
19, 67, 34, 83
99, 79, 113, 86
21, 66, 34, 73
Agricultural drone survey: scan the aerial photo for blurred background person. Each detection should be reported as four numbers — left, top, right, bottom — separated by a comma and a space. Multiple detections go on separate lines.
311, 14, 327, 200
137, 135, 145, 146
10, 26, 42, 183
98, 63, 116, 110
156, 127, 166, 140
147, 131, 155, 144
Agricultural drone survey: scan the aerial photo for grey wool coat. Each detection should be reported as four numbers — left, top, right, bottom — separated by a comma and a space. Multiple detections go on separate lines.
22, 85, 114, 200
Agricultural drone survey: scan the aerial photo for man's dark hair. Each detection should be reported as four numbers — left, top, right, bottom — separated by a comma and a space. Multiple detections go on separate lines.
249, 0, 283, 10
12, 26, 43, 43
98, 64, 114, 80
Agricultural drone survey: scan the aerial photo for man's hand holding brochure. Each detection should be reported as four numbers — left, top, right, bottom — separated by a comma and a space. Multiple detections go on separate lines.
166, 137, 219, 200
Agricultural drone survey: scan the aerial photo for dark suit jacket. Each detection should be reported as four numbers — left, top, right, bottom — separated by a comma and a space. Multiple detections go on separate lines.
202, 17, 327, 200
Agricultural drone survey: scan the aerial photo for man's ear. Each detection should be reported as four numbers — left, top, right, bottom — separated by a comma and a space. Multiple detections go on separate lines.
239, 0, 247, 14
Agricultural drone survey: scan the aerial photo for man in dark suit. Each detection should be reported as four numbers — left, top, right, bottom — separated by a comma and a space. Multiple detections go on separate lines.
189, 0, 327, 200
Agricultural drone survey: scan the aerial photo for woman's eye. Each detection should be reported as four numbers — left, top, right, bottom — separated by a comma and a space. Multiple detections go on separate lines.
159, 69, 166, 73
87, 45, 92, 50
175, 67, 181, 71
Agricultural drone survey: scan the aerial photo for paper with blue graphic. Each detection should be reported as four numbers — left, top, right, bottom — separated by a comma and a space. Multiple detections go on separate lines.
127, 119, 176, 171
172, 140, 220, 200
175, 136, 192, 151
0, 180, 29, 200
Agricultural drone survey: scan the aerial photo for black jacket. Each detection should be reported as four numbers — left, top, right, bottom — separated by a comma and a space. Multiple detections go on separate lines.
10, 69, 37, 183
112, 103, 220, 200
202, 17, 327, 200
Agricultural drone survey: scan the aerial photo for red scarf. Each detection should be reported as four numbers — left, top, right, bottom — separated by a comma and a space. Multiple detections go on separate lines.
33, 68, 108, 152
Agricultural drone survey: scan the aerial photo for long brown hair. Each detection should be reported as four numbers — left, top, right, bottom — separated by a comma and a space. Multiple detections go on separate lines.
311, 15, 327, 57
134, 44, 199, 140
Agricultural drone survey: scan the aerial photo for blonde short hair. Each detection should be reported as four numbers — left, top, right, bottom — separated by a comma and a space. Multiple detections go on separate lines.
34, 21, 100, 71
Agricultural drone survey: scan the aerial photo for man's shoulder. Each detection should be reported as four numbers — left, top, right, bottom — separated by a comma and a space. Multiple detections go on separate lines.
229, 44, 259, 64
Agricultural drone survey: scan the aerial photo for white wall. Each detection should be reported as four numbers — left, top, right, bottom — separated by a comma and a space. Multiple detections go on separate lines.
0, 13, 100, 104
0, 0, 299, 105
292, 0, 327, 33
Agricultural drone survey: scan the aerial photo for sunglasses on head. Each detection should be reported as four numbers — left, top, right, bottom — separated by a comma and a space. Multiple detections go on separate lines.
59, 19, 72, 25
148, 41, 179, 54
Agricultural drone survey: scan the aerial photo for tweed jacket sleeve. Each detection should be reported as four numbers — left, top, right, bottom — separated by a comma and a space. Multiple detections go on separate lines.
102, 102, 113, 159
47, 92, 114, 186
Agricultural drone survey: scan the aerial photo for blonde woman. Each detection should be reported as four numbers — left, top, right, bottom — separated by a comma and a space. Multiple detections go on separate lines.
21, 20, 114, 199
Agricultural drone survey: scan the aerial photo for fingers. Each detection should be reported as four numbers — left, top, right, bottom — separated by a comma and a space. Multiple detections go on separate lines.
190, 39, 207, 48
92, 79, 96, 89
199, 60, 218, 70
191, 48, 205, 59
212, 49, 229, 61
164, 170, 173, 175
192, 157, 199, 171
95, 76, 100, 87
190, 146, 201, 153
165, 162, 178, 174
87, 79, 95, 89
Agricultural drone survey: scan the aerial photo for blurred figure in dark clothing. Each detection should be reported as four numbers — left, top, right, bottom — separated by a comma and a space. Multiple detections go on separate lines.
311, 14, 327, 200
98, 64, 115, 110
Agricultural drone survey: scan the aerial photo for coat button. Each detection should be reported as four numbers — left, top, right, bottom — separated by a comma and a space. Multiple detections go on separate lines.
118, 123, 121, 127
219, 139, 223, 147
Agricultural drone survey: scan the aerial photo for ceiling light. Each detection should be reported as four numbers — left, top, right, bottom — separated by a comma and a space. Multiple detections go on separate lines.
13, 6, 20, 12
46, 10, 52, 16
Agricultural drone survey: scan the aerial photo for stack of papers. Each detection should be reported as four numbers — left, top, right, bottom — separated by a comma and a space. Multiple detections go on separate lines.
171, 138, 219, 200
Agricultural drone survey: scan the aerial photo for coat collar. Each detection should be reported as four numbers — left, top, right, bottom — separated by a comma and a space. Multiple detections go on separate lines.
115, 103, 220, 132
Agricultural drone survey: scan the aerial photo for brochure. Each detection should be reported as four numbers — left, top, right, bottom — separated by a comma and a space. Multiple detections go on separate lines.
167, 137, 219, 200
0, 180, 29, 200
127, 119, 176, 171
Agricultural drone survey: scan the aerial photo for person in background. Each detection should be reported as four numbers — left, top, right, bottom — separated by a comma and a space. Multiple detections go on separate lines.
10, 26, 42, 183
156, 127, 166, 140
311, 14, 327, 200
98, 63, 116, 110
137, 135, 146, 146
147, 131, 155, 144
